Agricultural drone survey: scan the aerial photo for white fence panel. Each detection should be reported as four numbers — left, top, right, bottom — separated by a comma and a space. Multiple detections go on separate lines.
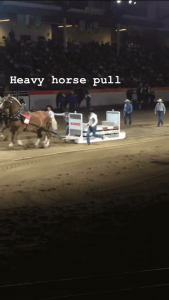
4, 91, 17, 98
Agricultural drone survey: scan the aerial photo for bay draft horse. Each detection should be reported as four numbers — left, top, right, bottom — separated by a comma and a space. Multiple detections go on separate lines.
0, 97, 10, 139
0, 95, 53, 148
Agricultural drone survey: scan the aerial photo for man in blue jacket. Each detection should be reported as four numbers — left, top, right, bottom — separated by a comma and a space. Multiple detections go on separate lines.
59, 93, 65, 112
69, 91, 76, 112
123, 99, 133, 125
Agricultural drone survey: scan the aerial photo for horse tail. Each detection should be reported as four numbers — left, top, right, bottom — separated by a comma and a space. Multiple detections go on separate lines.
47, 116, 52, 130
51, 118, 57, 130
47, 116, 58, 131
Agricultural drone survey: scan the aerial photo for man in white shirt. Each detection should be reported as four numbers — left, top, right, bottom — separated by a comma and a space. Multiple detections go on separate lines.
46, 105, 57, 130
154, 99, 166, 127
55, 108, 70, 136
87, 108, 106, 145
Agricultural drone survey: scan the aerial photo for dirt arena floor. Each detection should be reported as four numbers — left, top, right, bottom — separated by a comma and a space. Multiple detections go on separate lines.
0, 107, 169, 298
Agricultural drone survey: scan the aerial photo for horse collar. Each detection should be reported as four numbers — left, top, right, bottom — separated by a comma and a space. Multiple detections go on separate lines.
10, 104, 26, 120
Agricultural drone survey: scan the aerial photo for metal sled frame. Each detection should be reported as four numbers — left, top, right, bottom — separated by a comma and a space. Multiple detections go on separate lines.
62, 110, 126, 144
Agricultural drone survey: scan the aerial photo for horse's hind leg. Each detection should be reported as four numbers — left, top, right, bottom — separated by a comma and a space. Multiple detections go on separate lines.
42, 134, 48, 145
35, 129, 42, 147
43, 132, 51, 148
0, 123, 6, 138
35, 138, 41, 147
41, 128, 49, 145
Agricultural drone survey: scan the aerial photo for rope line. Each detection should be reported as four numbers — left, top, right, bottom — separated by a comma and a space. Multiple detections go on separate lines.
40, 288, 131, 299
37, 283, 169, 299
1, 266, 169, 289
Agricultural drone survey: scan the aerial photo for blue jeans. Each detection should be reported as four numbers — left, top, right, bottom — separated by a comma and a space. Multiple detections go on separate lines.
69, 102, 75, 112
60, 101, 64, 112
86, 100, 91, 109
66, 122, 69, 135
157, 111, 163, 126
87, 125, 104, 144
124, 113, 132, 125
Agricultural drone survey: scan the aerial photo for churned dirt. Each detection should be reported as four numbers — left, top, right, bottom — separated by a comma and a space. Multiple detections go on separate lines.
0, 108, 169, 293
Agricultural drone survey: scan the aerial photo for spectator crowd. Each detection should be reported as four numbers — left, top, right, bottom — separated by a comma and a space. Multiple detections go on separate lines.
3, 35, 169, 93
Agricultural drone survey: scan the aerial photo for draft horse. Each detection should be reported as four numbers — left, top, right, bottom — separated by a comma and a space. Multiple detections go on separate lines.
0, 95, 53, 148
0, 97, 10, 139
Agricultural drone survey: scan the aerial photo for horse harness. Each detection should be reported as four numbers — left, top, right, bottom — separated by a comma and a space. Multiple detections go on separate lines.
1, 108, 10, 117
10, 103, 31, 122
7, 103, 50, 131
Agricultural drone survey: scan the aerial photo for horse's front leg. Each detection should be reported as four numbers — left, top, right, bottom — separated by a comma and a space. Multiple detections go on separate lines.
9, 128, 15, 147
16, 126, 25, 146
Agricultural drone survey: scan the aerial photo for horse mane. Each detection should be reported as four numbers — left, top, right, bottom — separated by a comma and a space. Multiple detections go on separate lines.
10, 96, 22, 106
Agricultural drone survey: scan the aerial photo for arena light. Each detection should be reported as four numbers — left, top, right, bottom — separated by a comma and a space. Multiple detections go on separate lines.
0, 19, 10, 22
117, 1, 121, 3
58, 25, 72, 28
129, 0, 132, 3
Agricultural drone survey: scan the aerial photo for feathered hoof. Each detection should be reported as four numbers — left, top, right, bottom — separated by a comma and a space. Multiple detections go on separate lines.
43, 143, 49, 148
17, 140, 23, 146
44, 141, 50, 148
4, 136, 9, 141
8, 142, 14, 147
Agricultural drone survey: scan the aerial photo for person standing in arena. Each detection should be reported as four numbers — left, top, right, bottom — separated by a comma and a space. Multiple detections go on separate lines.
0, 71, 6, 97
87, 108, 106, 145
59, 94, 65, 112
123, 99, 133, 125
54, 108, 70, 136
56, 92, 62, 109
69, 91, 76, 112
85, 94, 91, 110
46, 105, 57, 131
154, 99, 166, 127
131, 91, 137, 109
8, 29, 15, 43
137, 82, 143, 109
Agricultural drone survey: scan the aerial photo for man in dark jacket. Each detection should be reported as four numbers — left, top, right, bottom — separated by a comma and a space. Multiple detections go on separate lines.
69, 91, 76, 112
56, 92, 62, 109
8, 29, 15, 43
75, 86, 85, 108
85, 94, 91, 110
137, 83, 143, 109
0, 71, 6, 97
59, 94, 65, 112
